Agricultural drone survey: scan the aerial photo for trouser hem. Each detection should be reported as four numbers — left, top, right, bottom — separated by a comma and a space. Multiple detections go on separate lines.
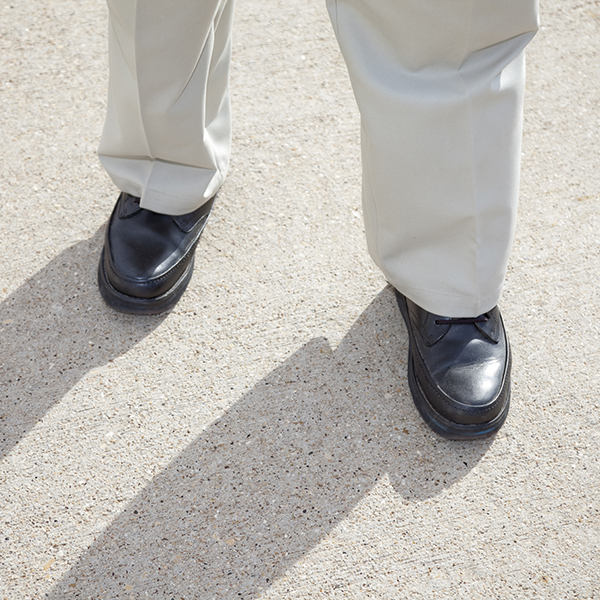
99, 154, 225, 215
389, 280, 503, 318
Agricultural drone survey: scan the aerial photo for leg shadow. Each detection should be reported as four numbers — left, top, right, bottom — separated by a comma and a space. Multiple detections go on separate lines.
0, 227, 166, 461
46, 286, 493, 599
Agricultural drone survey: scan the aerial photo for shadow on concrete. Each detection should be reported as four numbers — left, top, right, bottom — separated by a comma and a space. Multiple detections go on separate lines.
46, 286, 493, 599
0, 227, 165, 461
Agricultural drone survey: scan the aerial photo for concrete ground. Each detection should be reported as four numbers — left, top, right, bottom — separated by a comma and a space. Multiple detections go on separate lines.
1, 0, 599, 598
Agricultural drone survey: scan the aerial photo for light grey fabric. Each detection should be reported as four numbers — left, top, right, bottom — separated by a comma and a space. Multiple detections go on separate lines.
99, 0, 234, 215
328, 0, 539, 315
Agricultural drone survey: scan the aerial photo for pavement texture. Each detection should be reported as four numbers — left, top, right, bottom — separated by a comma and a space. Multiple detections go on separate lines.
1, 0, 599, 598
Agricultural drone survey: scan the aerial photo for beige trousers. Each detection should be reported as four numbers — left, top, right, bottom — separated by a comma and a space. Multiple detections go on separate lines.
99, 0, 234, 216
99, 0, 539, 316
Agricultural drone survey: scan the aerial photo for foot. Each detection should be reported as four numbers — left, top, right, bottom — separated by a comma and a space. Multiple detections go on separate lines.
395, 290, 511, 440
98, 192, 215, 315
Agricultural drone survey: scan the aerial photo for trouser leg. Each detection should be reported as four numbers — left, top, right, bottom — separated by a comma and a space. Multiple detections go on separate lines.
99, 0, 234, 215
328, 0, 539, 316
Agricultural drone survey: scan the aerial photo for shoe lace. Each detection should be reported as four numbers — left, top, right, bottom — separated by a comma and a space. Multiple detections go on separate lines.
434, 315, 489, 325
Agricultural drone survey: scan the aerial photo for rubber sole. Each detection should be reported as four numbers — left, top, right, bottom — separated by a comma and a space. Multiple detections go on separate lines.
396, 291, 510, 440
98, 249, 195, 315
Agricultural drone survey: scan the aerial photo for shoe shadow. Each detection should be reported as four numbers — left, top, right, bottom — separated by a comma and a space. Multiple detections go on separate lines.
0, 227, 166, 461
46, 286, 493, 599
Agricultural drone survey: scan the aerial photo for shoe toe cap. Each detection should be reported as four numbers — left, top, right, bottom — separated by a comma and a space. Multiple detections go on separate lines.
435, 356, 508, 423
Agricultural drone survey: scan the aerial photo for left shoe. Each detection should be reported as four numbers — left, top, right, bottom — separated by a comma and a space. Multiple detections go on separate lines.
98, 192, 215, 315
395, 290, 511, 440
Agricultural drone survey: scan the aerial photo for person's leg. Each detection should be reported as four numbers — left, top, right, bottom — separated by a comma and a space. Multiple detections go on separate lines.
328, 0, 539, 438
97, 0, 234, 314
100, 0, 234, 215
328, 0, 538, 317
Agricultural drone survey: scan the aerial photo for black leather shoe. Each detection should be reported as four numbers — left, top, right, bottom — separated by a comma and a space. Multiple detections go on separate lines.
98, 192, 215, 315
395, 290, 511, 440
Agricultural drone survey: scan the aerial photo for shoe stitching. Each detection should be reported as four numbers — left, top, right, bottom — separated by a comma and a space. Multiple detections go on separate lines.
108, 243, 198, 288
411, 347, 506, 419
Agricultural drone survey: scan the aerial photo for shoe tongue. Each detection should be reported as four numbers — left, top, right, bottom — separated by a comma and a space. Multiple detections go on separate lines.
118, 193, 142, 218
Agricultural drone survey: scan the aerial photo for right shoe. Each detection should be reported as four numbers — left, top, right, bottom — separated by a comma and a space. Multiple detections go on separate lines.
98, 192, 215, 315
395, 290, 511, 440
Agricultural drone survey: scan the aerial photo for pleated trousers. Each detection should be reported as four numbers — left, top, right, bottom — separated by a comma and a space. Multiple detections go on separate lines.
99, 0, 539, 316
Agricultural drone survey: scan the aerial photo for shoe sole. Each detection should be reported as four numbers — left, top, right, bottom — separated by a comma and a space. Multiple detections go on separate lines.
98, 249, 195, 315
396, 291, 510, 440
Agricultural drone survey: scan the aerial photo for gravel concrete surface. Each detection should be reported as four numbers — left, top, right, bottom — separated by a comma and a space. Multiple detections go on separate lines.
1, 0, 599, 598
